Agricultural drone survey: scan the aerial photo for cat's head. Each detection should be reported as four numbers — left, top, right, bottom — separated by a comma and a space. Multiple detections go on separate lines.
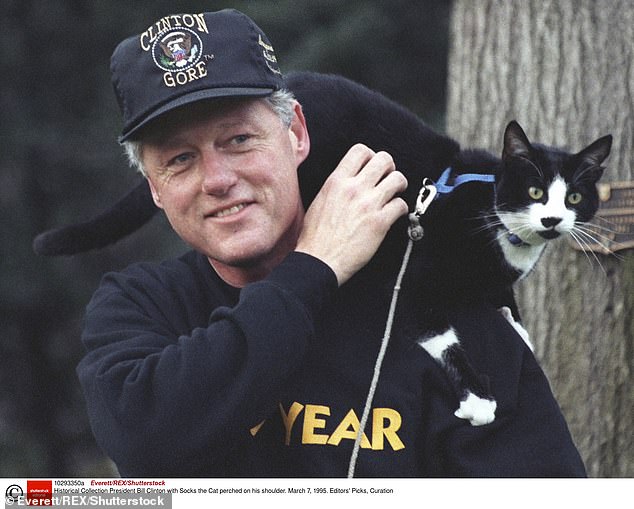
495, 121, 612, 246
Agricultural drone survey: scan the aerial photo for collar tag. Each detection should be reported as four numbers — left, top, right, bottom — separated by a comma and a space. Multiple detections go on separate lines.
508, 232, 529, 247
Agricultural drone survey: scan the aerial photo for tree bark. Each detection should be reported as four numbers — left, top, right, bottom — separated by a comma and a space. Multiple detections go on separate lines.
446, 0, 633, 477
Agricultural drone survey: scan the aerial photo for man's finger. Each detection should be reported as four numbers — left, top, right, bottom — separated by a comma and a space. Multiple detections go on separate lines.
356, 151, 397, 186
374, 170, 408, 206
333, 144, 377, 177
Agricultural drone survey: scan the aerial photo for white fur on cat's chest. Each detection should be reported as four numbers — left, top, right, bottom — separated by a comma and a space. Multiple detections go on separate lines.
497, 233, 546, 278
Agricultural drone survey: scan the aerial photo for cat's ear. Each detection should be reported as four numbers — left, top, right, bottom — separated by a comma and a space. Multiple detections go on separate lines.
576, 134, 613, 167
574, 134, 612, 183
503, 121, 532, 161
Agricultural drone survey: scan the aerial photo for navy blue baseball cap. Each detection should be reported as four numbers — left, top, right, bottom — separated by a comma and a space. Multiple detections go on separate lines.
111, 9, 286, 142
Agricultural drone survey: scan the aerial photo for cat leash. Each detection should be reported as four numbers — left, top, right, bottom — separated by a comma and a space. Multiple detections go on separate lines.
347, 168, 496, 477
347, 178, 437, 478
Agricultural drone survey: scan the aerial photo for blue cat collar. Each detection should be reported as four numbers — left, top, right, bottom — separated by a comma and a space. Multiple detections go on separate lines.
507, 232, 526, 246
435, 167, 496, 196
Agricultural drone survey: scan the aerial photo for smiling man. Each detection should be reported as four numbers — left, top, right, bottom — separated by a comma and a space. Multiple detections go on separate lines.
138, 98, 310, 286
77, 9, 586, 478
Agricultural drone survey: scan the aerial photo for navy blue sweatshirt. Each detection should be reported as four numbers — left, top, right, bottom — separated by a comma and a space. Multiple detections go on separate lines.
77, 250, 586, 477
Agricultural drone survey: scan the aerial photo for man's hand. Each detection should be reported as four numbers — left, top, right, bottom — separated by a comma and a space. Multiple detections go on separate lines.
296, 144, 408, 286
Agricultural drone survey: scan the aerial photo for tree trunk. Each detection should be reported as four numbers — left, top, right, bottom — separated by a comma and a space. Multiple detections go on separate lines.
446, 0, 633, 477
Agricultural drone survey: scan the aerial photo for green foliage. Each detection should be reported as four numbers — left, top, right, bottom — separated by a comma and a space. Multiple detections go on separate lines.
0, 0, 450, 475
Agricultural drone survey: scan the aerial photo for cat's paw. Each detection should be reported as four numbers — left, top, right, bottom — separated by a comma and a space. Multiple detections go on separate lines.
454, 392, 497, 426
498, 306, 534, 352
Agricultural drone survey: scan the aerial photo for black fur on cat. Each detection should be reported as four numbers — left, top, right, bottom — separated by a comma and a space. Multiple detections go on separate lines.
412, 121, 612, 306
402, 121, 611, 424
33, 72, 612, 425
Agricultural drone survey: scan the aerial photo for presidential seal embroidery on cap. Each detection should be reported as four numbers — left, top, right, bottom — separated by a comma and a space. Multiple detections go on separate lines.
113, 10, 287, 140
138, 13, 211, 88
152, 28, 202, 72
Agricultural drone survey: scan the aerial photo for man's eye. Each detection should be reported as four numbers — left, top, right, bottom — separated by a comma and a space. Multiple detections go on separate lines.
169, 153, 194, 166
232, 134, 251, 145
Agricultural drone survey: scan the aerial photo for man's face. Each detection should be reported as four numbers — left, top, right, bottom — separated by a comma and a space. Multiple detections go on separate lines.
141, 97, 310, 280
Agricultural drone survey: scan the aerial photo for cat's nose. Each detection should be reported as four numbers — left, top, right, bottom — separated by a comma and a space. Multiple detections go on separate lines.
541, 217, 562, 228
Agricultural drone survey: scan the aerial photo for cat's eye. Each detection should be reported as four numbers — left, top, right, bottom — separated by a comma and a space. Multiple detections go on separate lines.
528, 186, 544, 200
567, 192, 583, 205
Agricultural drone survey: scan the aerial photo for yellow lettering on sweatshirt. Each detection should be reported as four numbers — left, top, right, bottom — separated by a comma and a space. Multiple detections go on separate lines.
279, 402, 304, 446
273, 402, 405, 451
327, 408, 372, 448
302, 404, 330, 445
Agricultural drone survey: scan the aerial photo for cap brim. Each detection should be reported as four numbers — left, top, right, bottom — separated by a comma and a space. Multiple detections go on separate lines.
119, 86, 276, 142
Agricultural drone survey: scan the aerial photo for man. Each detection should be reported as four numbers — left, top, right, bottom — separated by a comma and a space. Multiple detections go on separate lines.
78, 9, 586, 477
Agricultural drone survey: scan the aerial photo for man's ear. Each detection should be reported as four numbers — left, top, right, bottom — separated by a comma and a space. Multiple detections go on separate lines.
289, 101, 310, 166
146, 177, 164, 209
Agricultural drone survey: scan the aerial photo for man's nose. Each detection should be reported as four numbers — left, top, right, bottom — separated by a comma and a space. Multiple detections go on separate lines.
200, 155, 238, 196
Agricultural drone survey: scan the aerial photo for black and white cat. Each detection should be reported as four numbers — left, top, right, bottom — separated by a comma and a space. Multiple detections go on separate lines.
33, 72, 612, 426
408, 120, 611, 425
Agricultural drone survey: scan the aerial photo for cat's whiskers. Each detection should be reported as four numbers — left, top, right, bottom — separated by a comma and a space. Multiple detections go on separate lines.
572, 223, 625, 261
577, 219, 621, 236
477, 214, 516, 245
574, 223, 616, 244
477, 208, 541, 248
491, 228, 509, 244
592, 215, 619, 229
503, 221, 535, 242
567, 228, 607, 273
472, 212, 505, 235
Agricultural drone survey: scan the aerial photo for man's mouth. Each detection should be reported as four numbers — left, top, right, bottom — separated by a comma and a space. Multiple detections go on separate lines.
211, 203, 248, 218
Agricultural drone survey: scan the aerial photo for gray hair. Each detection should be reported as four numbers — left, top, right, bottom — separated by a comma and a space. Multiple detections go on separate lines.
123, 89, 297, 176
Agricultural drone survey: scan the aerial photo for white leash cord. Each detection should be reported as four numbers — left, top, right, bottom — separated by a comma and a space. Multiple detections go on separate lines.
346, 236, 415, 478
346, 179, 436, 478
